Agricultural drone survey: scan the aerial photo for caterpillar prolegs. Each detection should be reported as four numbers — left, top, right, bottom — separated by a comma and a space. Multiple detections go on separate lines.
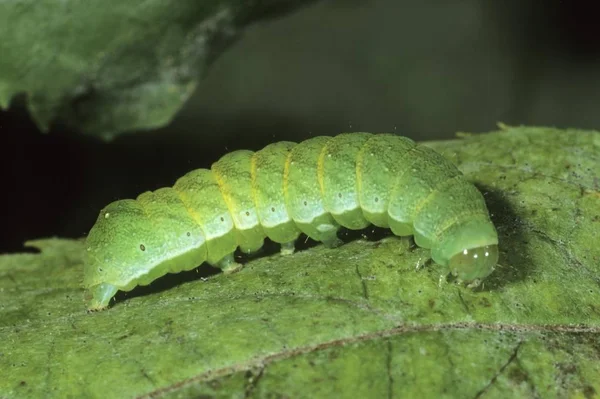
84, 133, 499, 310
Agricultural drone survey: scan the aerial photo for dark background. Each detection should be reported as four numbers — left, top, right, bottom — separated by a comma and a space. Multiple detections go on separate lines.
1, 0, 598, 253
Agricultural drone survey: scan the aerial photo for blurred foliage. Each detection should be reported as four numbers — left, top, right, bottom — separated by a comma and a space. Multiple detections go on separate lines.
0, 0, 315, 139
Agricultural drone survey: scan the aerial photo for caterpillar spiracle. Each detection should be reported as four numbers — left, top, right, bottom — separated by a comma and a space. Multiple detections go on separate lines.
84, 133, 499, 310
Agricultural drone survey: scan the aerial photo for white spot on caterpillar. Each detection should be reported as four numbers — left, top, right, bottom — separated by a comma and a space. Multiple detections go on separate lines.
473, 254, 478, 259
327, 153, 332, 157
463, 249, 468, 255
485, 251, 489, 257
104, 213, 110, 219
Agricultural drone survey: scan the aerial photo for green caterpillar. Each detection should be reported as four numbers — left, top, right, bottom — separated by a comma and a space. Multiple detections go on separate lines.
84, 133, 499, 310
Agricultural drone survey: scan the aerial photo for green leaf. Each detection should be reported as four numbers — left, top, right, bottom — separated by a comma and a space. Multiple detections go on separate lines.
0, 0, 313, 139
1, 126, 599, 398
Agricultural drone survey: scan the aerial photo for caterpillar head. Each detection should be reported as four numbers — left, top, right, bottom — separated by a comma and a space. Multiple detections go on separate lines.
448, 244, 498, 282
432, 215, 499, 284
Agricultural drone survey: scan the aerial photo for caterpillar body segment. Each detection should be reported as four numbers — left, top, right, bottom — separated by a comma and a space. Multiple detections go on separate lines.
283, 136, 340, 246
212, 150, 265, 254
251, 141, 301, 246
84, 133, 499, 310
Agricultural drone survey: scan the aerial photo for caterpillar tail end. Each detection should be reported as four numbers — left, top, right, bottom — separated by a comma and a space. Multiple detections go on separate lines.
86, 283, 119, 311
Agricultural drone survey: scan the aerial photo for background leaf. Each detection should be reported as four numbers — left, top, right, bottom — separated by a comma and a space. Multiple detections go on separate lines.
0, 0, 315, 139
1, 126, 599, 398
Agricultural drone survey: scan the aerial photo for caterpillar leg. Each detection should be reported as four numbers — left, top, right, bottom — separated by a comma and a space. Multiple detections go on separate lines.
466, 279, 483, 289
280, 241, 296, 255
415, 256, 425, 271
242, 246, 265, 259
438, 274, 447, 288
218, 253, 243, 274
415, 256, 433, 271
316, 223, 342, 249
322, 236, 343, 249
87, 283, 119, 311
